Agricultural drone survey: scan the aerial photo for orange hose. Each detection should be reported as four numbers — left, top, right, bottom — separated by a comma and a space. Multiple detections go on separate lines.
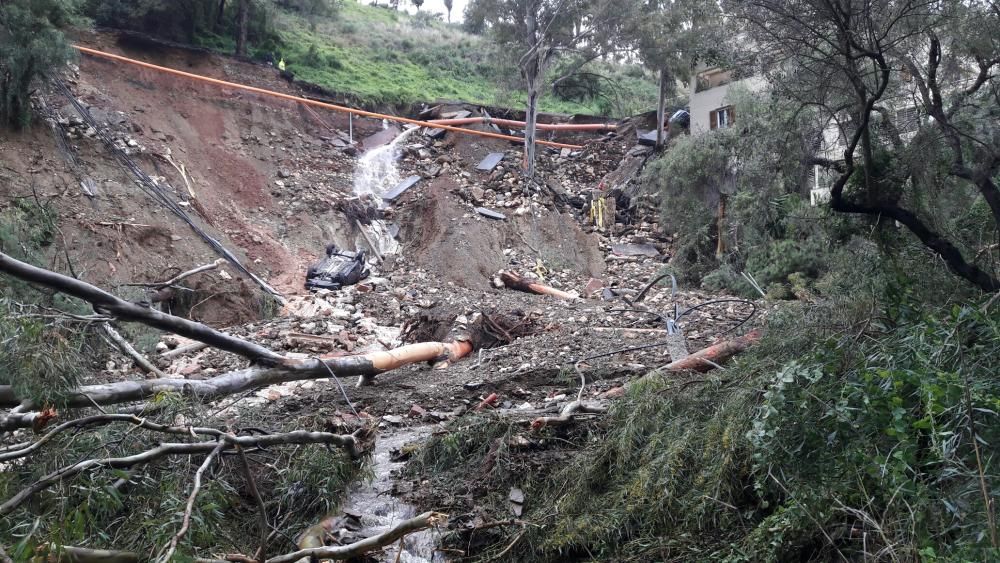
431, 116, 616, 131
71, 45, 585, 150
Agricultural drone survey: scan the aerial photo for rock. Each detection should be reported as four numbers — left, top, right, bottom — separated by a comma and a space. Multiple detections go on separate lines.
383, 415, 404, 425
408, 404, 427, 418
583, 278, 604, 298
278, 169, 291, 178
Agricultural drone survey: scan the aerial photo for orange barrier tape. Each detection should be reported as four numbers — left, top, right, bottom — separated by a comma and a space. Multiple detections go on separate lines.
71, 45, 585, 150
431, 116, 616, 131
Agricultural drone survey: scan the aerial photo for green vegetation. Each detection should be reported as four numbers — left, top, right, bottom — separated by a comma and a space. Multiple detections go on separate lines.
79, 0, 658, 114
0, 0, 74, 128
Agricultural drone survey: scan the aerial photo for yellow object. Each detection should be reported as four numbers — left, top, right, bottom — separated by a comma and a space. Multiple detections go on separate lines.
277, 58, 286, 71
588, 197, 607, 231
534, 259, 548, 281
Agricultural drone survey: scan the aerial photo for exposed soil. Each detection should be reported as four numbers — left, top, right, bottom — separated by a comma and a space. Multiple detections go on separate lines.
1, 32, 761, 561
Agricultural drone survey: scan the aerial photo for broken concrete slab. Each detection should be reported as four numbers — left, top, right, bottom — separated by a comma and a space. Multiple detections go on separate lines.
475, 207, 507, 220
637, 129, 659, 146
476, 152, 505, 172
382, 175, 421, 201
611, 243, 660, 257
440, 110, 472, 120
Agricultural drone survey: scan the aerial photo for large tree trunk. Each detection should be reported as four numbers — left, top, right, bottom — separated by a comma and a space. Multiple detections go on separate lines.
235, 0, 249, 58
215, 0, 227, 31
655, 66, 669, 149
522, 4, 540, 178
523, 69, 540, 178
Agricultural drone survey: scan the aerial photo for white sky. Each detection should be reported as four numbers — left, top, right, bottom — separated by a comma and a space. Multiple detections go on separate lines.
384, 0, 471, 22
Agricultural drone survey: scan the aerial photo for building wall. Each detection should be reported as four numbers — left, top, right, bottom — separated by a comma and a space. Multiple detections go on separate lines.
688, 74, 767, 134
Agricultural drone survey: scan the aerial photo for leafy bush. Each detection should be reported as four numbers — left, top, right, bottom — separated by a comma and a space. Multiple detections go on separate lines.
477, 291, 1000, 562
0, 0, 73, 128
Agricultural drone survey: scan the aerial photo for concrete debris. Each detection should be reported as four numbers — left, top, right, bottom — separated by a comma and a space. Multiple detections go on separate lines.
611, 243, 661, 257
382, 175, 421, 201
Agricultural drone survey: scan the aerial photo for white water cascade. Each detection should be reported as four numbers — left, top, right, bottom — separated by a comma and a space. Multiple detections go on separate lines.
353, 126, 418, 200
349, 126, 418, 258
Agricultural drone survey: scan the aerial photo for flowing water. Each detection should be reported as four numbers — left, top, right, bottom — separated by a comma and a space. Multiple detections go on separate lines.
350, 126, 417, 257
353, 127, 418, 200
343, 429, 443, 562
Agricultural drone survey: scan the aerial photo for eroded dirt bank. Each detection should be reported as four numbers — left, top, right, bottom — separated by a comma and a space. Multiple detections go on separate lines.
1, 31, 758, 561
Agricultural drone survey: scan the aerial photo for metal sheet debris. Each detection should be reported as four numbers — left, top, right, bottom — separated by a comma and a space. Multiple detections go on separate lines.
475, 207, 507, 220
382, 175, 421, 201
476, 152, 505, 171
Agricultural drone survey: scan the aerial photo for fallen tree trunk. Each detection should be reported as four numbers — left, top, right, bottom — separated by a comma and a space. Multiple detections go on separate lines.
498, 271, 578, 300
0, 252, 284, 365
0, 338, 475, 411
39, 545, 139, 563
661, 329, 762, 373
0, 251, 476, 414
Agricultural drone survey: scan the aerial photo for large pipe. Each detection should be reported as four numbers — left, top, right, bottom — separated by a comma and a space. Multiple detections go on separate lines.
430, 116, 617, 131
71, 45, 584, 150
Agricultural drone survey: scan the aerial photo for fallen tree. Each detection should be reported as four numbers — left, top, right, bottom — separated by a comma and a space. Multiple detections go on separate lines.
0, 251, 475, 417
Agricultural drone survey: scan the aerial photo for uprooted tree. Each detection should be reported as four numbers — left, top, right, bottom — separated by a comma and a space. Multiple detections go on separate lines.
0, 250, 467, 560
727, 0, 1000, 291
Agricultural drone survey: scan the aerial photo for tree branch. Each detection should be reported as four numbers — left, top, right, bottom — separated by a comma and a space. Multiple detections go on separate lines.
0, 430, 367, 516
0, 252, 284, 366
262, 511, 447, 563
158, 440, 227, 563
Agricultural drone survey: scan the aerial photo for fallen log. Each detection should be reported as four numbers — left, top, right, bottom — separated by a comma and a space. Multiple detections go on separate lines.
661, 329, 762, 373
0, 251, 476, 414
0, 339, 476, 411
269, 511, 447, 563
37, 545, 139, 563
498, 271, 578, 300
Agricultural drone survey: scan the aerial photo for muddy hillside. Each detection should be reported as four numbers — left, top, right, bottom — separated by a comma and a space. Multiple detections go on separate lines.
1, 32, 758, 562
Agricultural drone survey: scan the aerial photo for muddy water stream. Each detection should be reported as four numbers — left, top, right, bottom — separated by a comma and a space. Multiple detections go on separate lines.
343, 428, 443, 562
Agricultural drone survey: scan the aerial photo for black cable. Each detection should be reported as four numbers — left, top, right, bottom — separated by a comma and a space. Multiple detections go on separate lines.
674, 299, 758, 336
53, 79, 285, 302
317, 358, 360, 417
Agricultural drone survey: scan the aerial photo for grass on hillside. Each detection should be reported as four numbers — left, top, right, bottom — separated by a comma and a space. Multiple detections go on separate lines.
210, 2, 658, 115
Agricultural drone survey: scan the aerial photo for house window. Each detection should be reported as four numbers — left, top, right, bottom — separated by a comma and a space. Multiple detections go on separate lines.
711, 106, 735, 129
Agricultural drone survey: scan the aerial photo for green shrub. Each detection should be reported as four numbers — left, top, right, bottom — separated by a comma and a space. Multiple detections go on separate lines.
0, 0, 73, 128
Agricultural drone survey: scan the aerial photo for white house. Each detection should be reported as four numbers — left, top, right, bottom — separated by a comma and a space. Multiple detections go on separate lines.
689, 63, 927, 205
688, 65, 765, 134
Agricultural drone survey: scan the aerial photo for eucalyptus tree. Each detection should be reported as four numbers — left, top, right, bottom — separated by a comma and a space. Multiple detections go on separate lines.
629, 0, 720, 148
465, 0, 628, 177
0, 0, 73, 128
727, 0, 1000, 291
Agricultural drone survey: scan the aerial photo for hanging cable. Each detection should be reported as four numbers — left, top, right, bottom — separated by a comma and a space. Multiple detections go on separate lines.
53, 79, 285, 303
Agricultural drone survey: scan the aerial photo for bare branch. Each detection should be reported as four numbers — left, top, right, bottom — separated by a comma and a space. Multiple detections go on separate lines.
0, 430, 367, 516
158, 440, 227, 563
263, 511, 447, 563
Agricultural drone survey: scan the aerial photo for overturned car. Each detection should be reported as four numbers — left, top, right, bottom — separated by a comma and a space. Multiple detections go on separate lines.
305, 244, 370, 291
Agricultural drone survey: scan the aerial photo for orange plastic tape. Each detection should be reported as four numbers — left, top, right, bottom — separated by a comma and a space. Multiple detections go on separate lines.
71, 45, 585, 150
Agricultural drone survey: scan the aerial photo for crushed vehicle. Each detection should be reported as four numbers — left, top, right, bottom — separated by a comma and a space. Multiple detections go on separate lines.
305, 244, 370, 291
